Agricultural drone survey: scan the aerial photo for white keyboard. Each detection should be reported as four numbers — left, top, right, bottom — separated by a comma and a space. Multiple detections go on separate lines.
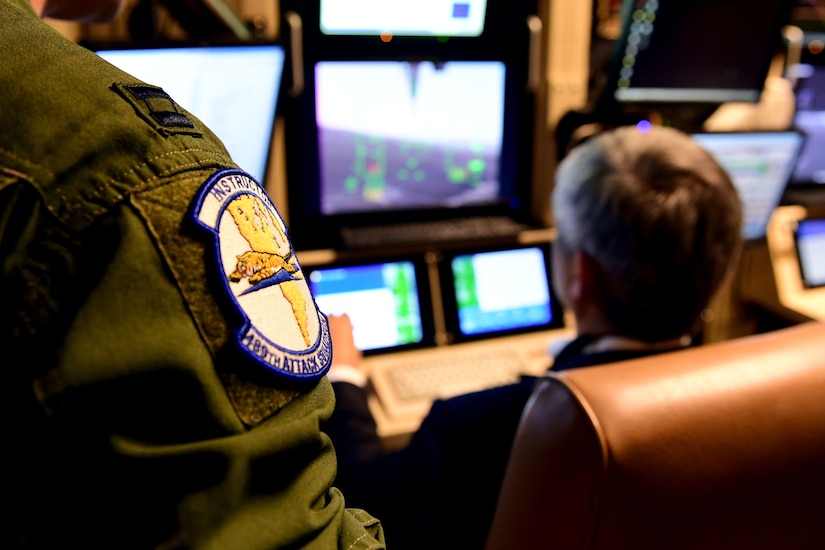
384, 348, 525, 402
365, 329, 572, 436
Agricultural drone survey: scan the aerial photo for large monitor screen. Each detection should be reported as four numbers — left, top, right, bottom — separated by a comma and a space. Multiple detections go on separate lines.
320, 0, 488, 37
603, 0, 794, 105
315, 60, 506, 216
692, 131, 804, 241
95, 44, 285, 185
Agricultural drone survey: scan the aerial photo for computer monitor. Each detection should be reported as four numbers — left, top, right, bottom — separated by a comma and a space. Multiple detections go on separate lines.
280, 0, 539, 251
789, 51, 825, 186
692, 131, 805, 241
439, 243, 564, 343
320, 0, 489, 37
794, 217, 825, 288
598, 0, 795, 128
94, 43, 285, 186
306, 256, 434, 353
315, 59, 505, 216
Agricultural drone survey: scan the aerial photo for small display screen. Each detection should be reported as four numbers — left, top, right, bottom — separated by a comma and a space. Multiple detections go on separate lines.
789, 60, 825, 186
315, 60, 506, 216
320, 0, 488, 37
447, 246, 558, 338
794, 218, 825, 288
308, 260, 428, 352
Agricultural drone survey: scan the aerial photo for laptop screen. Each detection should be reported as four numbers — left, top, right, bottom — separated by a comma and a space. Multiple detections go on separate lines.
95, 43, 285, 186
691, 131, 804, 241
440, 244, 564, 342
794, 217, 825, 289
307, 258, 433, 353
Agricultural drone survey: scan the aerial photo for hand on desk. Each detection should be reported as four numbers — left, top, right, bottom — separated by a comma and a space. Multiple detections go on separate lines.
328, 313, 363, 369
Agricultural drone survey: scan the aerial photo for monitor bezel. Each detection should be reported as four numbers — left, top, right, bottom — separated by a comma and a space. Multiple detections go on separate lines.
436, 242, 566, 345
280, 0, 540, 251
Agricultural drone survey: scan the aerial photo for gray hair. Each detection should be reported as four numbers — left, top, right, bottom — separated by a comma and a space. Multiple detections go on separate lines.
552, 125, 743, 341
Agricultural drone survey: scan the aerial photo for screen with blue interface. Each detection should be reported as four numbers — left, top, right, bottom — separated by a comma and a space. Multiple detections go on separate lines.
315, 60, 506, 216
448, 246, 555, 338
794, 218, 825, 288
691, 131, 804, 241
308, 260, 427, 352
95, 44, 285, 186
320, 0, 488, 37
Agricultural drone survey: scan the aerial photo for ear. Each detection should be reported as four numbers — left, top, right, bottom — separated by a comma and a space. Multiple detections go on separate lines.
564, 250, 602, 314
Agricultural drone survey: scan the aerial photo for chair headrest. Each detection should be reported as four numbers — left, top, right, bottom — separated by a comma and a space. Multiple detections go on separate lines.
486, 322, 825, 549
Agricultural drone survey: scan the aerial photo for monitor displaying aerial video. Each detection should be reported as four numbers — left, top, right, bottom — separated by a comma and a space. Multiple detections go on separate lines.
315, 60, 506, 217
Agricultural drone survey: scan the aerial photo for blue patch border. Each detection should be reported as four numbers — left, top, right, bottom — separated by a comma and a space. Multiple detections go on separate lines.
190, 168, 331, 384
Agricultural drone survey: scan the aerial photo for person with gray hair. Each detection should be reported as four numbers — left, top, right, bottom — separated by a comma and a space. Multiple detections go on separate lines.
322, 124, 744, 550
551, 124, 743, 345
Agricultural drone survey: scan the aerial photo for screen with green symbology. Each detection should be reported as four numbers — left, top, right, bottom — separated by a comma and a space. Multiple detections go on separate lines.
450, 246, 553, 336
309, 261, 424, 351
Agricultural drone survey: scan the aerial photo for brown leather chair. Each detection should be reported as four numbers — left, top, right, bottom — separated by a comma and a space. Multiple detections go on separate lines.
485, 322, 825, 549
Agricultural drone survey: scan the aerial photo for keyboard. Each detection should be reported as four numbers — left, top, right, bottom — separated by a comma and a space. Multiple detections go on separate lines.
365, 330, 572, 434
340, 216, 528, 249
384, 348, 525, 402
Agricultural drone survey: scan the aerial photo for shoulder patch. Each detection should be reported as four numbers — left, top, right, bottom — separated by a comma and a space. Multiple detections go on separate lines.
191, 169, 331, 383
112, 83, 202, 137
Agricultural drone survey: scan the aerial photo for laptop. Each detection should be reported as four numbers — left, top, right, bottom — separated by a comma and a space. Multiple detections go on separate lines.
691, 131, 805, 241
94, 42, 285, 187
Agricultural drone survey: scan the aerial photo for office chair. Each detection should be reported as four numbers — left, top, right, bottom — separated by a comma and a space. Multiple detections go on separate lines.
485, 322, 825, 549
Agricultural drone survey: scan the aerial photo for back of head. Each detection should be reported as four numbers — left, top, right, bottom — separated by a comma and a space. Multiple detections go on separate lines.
552, 125, 743, 341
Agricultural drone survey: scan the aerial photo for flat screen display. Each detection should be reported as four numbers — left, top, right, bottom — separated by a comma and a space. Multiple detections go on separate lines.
95, 44, 285, 186
320, 0, 488, 37
605, 0, 793, 104
315, 60, 506, 216
443, 245, 562, 340
789, 59, 825, 186
692, 131, 804, 240
794, 217, 825, 288
307, 259, 430, 352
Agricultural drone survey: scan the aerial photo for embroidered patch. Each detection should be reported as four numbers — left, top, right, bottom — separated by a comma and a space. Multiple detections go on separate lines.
191, 169, 331, 383
112, 83, 202, 137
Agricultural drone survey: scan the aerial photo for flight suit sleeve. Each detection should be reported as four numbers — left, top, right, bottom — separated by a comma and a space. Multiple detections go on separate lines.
2, 178, 384, 549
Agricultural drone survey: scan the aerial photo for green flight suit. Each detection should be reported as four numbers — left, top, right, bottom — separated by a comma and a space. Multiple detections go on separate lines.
0, 1, 385, 548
